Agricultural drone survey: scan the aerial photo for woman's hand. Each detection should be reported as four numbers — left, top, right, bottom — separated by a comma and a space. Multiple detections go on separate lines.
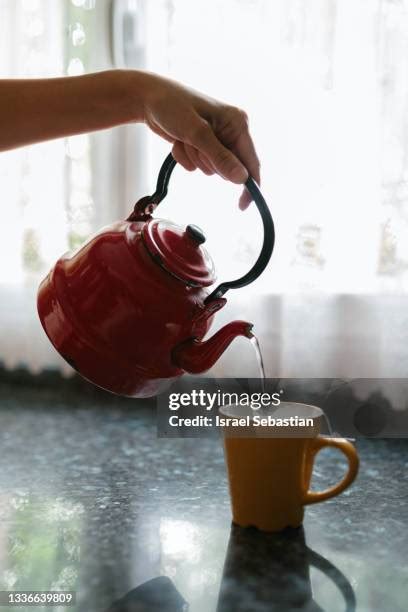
0, 70, 260, 208
139, 72, 261, 209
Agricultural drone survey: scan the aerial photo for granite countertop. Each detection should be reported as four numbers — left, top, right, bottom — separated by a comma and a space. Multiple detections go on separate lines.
0, 379, 407, 611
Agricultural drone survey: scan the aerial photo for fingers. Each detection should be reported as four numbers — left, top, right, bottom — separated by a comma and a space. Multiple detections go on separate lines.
172, 141, 195, 171
172, 141, 216, 176
184, 144, 215, 175
239, 189, 252, 211
171, 109, 262, 209
188, 117, 248, 184
231, 126, 261, 210
233, 126, 261, 184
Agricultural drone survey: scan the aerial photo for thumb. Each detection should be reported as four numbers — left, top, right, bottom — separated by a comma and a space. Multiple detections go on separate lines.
188, 118, 248, 184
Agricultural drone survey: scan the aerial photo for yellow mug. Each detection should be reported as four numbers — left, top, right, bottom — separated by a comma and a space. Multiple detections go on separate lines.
220, 402, 359, 532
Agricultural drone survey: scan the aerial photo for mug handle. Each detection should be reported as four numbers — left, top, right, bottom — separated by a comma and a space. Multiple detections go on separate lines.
303, 437, 359, 505
308, 548, 356, 612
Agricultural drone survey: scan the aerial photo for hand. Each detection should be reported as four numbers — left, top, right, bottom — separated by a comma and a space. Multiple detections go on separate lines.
0, 70, 260, 209
140, 72, 261, 209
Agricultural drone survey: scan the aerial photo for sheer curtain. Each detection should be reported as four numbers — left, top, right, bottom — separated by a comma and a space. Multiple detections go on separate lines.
142, 0, 408, 379
144, 0, 408, 295
1, 0, 408, 375
0, 0, 98, 372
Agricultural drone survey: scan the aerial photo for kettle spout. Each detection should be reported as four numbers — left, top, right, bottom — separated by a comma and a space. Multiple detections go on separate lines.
172, 321, 253, 374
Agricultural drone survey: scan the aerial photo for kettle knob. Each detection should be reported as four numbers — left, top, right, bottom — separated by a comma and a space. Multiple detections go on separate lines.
129, 152, 275, 302
186, 224, 206, 245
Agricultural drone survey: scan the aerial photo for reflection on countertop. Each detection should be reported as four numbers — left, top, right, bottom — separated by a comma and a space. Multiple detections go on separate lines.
0, 379, 407, 611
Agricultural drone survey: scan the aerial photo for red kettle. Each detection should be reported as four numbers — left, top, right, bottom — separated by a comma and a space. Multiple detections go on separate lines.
37, 153, 275, 397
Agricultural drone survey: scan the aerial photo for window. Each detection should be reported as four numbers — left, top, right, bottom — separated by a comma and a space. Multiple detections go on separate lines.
2, 0, 408, 373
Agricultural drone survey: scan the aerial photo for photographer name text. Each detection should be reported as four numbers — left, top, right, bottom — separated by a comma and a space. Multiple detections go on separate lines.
168, 415, 314, 428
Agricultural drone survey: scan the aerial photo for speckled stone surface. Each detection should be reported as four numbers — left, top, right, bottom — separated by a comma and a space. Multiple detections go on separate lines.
0, 380, 407, 611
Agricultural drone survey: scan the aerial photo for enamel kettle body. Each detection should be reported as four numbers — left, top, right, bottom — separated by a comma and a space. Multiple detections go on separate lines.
37, 154, 274, 398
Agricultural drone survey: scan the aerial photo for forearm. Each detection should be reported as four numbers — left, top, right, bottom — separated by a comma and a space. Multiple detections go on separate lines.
0, 67, 258, 205
0, 69, 145, 151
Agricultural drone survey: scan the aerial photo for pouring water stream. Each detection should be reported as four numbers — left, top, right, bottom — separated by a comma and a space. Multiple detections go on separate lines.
250, 335, 266, 393
249, 334, 345, 438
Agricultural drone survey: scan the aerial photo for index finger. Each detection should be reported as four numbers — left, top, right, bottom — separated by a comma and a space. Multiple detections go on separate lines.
234, 128, 261, 183
231, 128, 261, 209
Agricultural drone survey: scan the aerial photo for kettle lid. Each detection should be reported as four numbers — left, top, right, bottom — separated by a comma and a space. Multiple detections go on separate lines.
142, 219, 216, 287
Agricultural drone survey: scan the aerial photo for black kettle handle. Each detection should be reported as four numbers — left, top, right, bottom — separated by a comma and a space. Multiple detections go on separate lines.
130, 152, 275, 302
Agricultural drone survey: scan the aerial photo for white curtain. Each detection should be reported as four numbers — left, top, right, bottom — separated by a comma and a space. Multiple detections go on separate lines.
0, 0, 98, 372
1, 0, 408, 374
145, 0, 408, 295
